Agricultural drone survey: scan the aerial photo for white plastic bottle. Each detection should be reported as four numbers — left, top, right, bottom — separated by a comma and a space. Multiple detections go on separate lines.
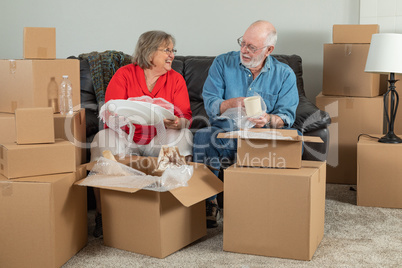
59, 75, 73, 115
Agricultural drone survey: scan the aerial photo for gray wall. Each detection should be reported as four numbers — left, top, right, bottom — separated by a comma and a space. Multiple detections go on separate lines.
1, 0, 360, 101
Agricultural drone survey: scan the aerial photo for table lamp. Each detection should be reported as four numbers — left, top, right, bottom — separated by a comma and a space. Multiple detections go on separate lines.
365, 33, 402, 143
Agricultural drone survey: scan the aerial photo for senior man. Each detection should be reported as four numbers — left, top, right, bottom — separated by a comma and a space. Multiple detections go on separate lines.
193, 20, 299, 228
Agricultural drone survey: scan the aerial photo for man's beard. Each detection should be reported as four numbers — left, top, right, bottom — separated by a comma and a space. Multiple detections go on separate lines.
240, 52, 266, 69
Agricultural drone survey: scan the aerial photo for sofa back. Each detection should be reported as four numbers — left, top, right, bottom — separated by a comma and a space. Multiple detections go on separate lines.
75, 52, 308, 133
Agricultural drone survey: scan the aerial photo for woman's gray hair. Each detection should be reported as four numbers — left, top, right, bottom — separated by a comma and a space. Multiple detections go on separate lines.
132, 30, 176, 69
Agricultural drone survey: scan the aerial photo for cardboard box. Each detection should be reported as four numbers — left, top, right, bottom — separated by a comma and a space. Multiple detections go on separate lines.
54, 109, 86, 165
0, 110, 86, 164
217, 129, 323, 169
15, 107, 55, 144
322, 44, 387, 97
316, 93, 384, 184
0, 59, 80, 113
223, 161, 326, 261
0, 139, 76, 179
76, 156, 223, 258
0, 170, 87, 268
357, 135, 402, 208
333, 24, 379, 44
0, 113, 15, 143
23, 27, 56, 59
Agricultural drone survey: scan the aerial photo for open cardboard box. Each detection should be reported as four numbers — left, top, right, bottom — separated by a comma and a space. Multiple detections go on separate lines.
217, 129, 323, 168
76, 156, 223, 258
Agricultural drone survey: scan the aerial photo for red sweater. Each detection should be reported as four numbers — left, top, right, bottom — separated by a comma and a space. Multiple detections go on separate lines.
105, 64, 192, 145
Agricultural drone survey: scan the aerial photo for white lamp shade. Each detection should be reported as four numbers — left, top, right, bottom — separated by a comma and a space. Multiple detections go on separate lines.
365, 33, 402, 74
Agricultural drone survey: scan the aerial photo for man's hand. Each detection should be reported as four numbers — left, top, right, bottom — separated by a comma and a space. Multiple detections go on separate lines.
164, 116, 189, 130
248, 113, 284, 129
220, 97, 246, 115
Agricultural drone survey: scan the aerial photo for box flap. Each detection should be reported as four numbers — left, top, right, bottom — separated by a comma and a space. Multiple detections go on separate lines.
169, 162, 223, 207
217, 129, 323, 143
75, 177, 142, 194
299, 136, 324, 143
301, 160, 326, 169
75, 159, 223, 207
226, 164, 318, 177
0, 172, 75, 184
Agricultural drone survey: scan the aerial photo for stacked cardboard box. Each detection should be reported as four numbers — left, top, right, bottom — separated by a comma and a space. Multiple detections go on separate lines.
218, 129, 326, 261
357, 135, 402, 209
0, 27, 87, 268
316, 24, 386, 184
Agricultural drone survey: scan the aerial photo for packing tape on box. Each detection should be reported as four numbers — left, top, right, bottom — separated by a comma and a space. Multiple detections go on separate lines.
344, 44, 352, 56
9, 60, 16, 74
1, 182, 13, 197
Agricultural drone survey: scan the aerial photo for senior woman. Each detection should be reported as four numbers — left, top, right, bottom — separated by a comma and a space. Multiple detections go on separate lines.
90, 30, 193, 238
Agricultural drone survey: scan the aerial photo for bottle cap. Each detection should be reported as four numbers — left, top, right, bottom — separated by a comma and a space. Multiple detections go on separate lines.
62, 75, 69, 78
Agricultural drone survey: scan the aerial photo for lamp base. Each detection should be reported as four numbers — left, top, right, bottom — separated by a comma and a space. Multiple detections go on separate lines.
378, 132, 402, 143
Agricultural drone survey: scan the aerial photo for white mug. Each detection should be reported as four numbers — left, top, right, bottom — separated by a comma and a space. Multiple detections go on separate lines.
244, 96, 262, 117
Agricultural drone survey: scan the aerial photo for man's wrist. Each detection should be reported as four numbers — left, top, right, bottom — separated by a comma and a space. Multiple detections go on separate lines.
265, 114, 272, 127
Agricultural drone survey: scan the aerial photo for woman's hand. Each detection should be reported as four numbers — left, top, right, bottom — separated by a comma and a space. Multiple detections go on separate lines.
164, 116, 189, 130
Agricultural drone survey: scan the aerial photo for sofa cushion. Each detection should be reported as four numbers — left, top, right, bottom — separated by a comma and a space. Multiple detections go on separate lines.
273, 54, 305, 96
172, 56, 184, 75
182, 57, 215, 130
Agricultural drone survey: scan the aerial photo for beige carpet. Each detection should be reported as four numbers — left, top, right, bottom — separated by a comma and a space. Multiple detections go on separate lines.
63, 184, 402, 267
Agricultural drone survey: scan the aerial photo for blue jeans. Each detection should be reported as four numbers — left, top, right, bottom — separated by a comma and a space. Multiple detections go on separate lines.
193, 119, 238, 201
193, 118, 303, 201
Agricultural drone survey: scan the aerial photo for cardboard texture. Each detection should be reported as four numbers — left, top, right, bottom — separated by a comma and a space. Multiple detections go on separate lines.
332, 24, 379, 44
316, 93, 384, 184
76, 156, 223, 258
54, 109, 87, 165
0, 110, 86, 165
0, 59, 80, 113
0, 113, 15, 143
223, 161, 326, 261
23, 27, 56, 59
322, 44, 387, 97
0, 169, 87, 268
217, 129, 322, 169
357, 135, 402, 208
15, 107, 55, 144
0, 139, 76, 179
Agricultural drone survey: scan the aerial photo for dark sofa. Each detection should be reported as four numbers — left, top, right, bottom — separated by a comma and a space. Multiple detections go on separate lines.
76, 53, 331, 163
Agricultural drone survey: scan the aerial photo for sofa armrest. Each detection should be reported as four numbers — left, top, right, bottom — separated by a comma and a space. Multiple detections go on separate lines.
293, 94, 331, 133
